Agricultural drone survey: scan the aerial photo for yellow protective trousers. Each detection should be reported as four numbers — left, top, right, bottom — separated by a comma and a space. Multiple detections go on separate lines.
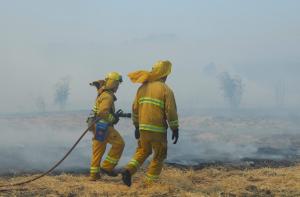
125, 131, 167, 182
90, 126, 125, 175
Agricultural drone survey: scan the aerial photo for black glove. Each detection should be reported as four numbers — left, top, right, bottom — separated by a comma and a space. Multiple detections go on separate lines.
171, 128, 179, 144
112, 115, 120, 125
112, 109, 123, 125
116, 109, 124, 117
90, 81, 101, 89
113, 110, 121, 124
134, 126, 140, 139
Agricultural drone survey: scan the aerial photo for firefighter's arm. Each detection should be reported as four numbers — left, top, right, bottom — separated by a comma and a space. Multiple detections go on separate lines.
132, 93, 139, 128
96, 94, 116, 124
165, 88, 179, 130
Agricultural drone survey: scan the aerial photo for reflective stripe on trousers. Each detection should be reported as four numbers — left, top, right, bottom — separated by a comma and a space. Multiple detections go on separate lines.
145, 173, 159, 181
90, 166, 100, 173
104, 155, 119, 165
128, 159, 140, 168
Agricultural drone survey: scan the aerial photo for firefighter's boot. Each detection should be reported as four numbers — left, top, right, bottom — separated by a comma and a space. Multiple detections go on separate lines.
100, 168, 119, 177
89, 173, 100, 181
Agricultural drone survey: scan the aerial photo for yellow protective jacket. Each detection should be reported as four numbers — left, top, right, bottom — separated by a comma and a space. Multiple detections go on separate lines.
132, 80, 179, 133
92, 90, 116, 124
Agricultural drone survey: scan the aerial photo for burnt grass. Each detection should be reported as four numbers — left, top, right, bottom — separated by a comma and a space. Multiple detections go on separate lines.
1, 158, 297, 178
166, 158, 299, 171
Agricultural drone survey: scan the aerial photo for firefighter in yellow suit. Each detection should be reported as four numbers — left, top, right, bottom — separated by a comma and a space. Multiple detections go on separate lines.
89, 72, 125, 181
121, 60, 179, 186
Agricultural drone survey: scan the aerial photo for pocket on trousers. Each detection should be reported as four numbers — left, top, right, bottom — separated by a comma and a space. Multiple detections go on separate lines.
95, 122, 109, 142
154, 142, 167, 161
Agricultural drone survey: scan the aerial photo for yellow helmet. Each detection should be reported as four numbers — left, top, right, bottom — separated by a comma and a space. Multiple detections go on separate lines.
127, 60, 172, 83
152, 60, 172, 78
105, 72, 123, 83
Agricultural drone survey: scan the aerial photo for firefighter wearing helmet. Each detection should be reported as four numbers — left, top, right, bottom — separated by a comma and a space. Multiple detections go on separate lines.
89, 72, 125, 181
121, 60, 179, 186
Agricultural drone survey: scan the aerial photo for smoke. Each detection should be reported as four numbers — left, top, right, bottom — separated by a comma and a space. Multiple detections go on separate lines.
0, 112, 90, 175
274, 81, 286, 108
219, 72, 244, 110
0, 111, 299, 175
54, 77, 71, 111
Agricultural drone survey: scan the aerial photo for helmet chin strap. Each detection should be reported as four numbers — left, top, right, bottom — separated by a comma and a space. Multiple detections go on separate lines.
104, 78, 120, 90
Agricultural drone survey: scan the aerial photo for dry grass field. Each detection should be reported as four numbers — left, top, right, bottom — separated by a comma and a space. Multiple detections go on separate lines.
0, 164, 300, 197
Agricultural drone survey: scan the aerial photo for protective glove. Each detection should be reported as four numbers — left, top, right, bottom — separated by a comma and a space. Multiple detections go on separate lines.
90, 81, 101, 89
112, 109, 123, 125
171, 128, 179, 144
134, 126, 140, 139
113, 109, 132, 125
116, 109, 124, 117
86, 110, 96, 131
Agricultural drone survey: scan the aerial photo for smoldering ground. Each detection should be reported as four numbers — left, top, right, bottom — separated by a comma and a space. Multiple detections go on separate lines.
0, 111, 300, 176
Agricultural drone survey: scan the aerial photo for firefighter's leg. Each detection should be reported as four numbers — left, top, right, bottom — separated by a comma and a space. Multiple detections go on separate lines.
90, 139, 107, 180
125, 131, 152, 175
101, 127, 125, 172
145, 136, 167, 182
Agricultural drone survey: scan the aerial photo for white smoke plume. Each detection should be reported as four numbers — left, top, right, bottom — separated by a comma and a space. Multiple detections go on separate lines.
0, 111, 299, 175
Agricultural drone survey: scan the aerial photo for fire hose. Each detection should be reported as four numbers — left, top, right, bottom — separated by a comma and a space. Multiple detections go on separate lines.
0, 117, 100, 191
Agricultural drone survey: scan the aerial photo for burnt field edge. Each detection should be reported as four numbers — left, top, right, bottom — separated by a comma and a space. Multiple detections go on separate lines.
0, 158, 299, 178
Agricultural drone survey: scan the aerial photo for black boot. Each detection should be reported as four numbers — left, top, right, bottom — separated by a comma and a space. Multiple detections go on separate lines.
100, 168, 119, 177
121, 169, 132, 187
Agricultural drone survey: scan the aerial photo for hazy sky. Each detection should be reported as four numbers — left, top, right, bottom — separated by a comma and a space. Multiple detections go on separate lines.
0, 0, 300, 113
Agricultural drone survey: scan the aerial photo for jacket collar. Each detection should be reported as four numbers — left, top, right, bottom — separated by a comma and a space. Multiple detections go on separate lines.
104, 89, 117, 101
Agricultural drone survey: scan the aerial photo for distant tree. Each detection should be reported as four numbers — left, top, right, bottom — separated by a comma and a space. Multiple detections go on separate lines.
54, 77, 70, 111
274, 81, 285, 108
202, 62, 217, 76
35, 96, 46, 113
219, 72, 244, 110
